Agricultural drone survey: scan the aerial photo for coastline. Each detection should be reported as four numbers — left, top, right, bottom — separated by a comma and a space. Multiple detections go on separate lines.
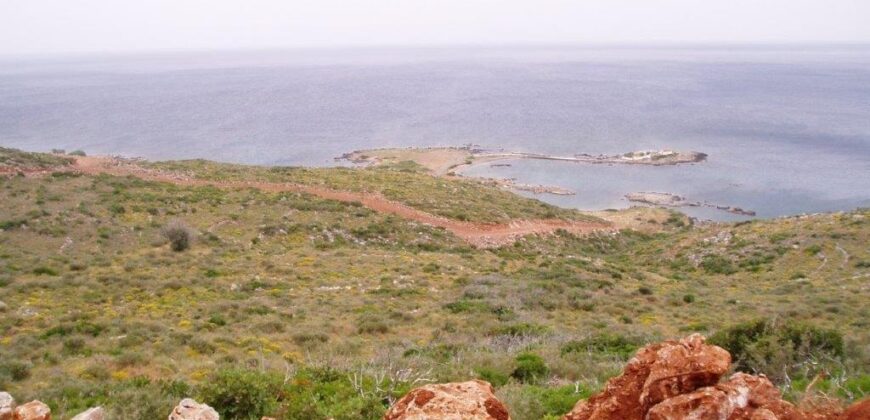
338, 146, 761, 219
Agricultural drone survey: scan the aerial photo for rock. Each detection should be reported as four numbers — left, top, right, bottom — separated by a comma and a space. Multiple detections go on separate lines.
0, 392, 14, 420
12, 400, 50, 420
842, 398, 870, 420
0, 301, 8, 312
168, 399, 219, 420
71, 407, 105, 420
384, 380, 510, 420
562, 334, 730, 420
647, 372, 847, 420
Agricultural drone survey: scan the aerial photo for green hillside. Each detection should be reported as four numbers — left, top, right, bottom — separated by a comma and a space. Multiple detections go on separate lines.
0, 148, 867, 419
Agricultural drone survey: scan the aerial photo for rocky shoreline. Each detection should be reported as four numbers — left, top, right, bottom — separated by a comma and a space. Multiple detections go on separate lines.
625, 191, 756, 216
338, 146, 707, 199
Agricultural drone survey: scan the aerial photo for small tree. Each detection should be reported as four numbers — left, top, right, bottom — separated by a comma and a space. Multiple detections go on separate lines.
161, 220, 194, 252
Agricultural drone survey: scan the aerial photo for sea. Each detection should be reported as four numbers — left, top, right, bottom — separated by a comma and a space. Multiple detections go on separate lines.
1, 45, 869, 221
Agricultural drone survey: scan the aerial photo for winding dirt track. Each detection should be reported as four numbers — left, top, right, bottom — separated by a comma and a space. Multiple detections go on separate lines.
70, 156, 611, 247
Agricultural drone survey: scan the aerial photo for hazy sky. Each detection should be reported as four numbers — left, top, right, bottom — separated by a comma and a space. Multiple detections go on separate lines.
2, 0, 870, 55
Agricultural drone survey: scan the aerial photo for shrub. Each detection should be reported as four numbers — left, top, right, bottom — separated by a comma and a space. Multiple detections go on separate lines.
161, 220, 194, 252
188, 338, 216, 355
208, 314, 227, 326
701, 254, 737, 275
476, 366, 510, 387
638, 286, 653, 295
0, 360, 32, 382
683, 294, 696, 303
512, 352, 549, 384
109, 203, 126, 214
357, 316, 390, 334
63, 337, 88, 355
69, 150, 87, 156
709, 319, 845, 383
32, 266, 59, 276
198, 369, 282, 420
490, 323, 549, 337
292, 332, 329, 346
561, 333, 643, 359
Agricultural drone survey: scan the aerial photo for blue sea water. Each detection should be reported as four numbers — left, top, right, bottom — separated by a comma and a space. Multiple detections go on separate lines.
1, 46, 868, 220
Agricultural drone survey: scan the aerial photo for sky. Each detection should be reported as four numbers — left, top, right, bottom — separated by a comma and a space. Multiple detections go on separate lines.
2, 0, 870, 56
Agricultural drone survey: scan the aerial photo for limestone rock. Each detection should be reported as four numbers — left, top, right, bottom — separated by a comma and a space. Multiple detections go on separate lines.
562, 333, 730, 420
0, 392, 14, 420
71, 407, 105, 420
168, 399, 219, 420
384, 380, 510, 420
12, 400, 50, 420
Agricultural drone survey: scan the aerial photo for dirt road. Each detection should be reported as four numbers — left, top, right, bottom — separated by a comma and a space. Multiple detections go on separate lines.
70, 156, 611, 247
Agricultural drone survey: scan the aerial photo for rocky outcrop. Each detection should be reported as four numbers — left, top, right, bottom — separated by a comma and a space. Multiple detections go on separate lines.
384, 380, 510, 420
563, 334, 731, 419
560, 334, 869, 420
646, 373, 813, 420
12, 401, 50, 420
168, 398, 219, 420
70, 407, 104, 420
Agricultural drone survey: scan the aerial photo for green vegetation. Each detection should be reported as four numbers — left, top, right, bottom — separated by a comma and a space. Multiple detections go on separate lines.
709, 319, 846, 382
0, 146, 73, 169
146, 158, 597, 224
0, 148, 867, 419
161, 219, 194, 252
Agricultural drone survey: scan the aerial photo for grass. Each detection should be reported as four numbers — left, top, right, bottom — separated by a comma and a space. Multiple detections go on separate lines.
0, 148, 868, 419
145, 158, 598, 224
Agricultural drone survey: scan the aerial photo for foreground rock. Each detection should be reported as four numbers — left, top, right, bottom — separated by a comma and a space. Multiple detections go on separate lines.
168, 399, 219, 420
646, 373, 819, 420
0, 392, 13, 420
12, 401, 50, 420
384, 380, 510, 420
71, 407, 105, 420
563, 334, 730, 419
560, 333, 870, 420
842, 399, 870, 420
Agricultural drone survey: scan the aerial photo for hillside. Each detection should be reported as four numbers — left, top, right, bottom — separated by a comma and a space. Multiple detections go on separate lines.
0, 147, 867, 419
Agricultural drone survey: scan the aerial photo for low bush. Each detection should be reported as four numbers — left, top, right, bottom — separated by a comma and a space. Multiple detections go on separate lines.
709, 319, 845, 383
512, 352, 549, 384
476, 366, 510, 387
701, 254, 737, 275
490, 323, 549, 337
561, 333, 643, 360
198, 369, 282, 420
161, 220, 194, 252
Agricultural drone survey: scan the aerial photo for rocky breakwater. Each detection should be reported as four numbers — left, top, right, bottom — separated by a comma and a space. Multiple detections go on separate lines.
625, 192, 757, 216
575, 150, 707, 166
386, 334, 868, 420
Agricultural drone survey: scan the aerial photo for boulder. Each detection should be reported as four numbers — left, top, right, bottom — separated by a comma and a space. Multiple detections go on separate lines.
168, 399, 219, 420
0, 392, 13, 420
645, 373, 809, 420
563, 334, 730, 419
70, 407, 105, 420
12, 401, 50, 420
384, 380, 510, 420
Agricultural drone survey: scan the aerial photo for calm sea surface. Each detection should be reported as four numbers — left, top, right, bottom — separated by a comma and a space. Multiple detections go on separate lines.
1, 46, 868, 220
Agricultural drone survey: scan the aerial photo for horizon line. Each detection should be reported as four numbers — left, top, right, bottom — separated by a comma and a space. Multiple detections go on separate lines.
3, 41, 870, 60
